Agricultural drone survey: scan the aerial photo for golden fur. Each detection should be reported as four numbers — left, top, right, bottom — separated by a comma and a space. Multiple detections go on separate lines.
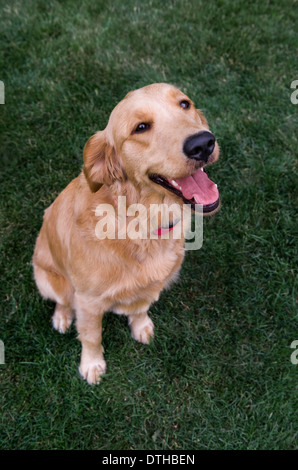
33, 83, 219, 384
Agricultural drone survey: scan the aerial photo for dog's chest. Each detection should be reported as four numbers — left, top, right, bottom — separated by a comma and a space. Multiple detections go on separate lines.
103, 240, 184, 302
134, 244, 182, 284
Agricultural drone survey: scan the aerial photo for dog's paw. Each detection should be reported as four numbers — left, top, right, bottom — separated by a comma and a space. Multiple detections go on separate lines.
79, 358, 106, 385
52, 305, 73, 333
129, 313, 154, 345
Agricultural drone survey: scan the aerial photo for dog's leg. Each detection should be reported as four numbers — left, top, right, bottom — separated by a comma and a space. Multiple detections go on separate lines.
52, 304, 74, 334
33, 262, 74, 332
128, 312, 154, 345
75, 294, 106, 385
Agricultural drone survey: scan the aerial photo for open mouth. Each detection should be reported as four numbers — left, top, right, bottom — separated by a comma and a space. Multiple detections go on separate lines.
149, 167, 219, 213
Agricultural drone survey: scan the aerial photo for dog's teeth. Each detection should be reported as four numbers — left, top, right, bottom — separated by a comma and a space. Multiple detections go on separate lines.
201, 168, 204, 171
170, 179, 182, 191
194, 196, 200, 203
215, 184, 218, 188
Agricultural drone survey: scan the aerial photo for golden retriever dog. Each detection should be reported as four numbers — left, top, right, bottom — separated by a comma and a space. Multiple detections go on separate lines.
33, 83, 220, 384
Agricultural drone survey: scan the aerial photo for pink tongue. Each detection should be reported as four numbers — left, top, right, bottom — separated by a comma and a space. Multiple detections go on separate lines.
173, 169, 219, 205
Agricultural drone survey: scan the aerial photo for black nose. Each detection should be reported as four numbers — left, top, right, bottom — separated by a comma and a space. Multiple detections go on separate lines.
183, 131, 215, 162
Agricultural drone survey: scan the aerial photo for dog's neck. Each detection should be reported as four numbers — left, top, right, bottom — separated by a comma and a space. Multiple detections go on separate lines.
110, 180, 182, 234
78, 177, 186, 262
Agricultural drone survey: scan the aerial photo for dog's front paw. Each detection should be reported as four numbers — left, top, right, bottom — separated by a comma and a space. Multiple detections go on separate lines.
129, 313, 154, 345
79, 358, 106, 385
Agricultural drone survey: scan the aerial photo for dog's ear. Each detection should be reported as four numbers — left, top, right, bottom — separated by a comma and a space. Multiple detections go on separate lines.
83, 131, 125, 192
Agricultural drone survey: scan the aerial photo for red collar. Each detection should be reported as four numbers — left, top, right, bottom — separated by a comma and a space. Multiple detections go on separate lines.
153, 219, 180, 236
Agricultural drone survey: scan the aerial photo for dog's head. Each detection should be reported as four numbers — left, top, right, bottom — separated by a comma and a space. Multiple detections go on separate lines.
83, 83, 219, 214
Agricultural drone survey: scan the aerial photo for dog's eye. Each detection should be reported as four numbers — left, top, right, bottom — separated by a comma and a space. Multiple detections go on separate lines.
180, 100, 191, 110
133, 122, 151, 134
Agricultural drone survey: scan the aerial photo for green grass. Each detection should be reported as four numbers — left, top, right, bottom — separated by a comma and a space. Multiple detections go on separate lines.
0, 0, 297, 450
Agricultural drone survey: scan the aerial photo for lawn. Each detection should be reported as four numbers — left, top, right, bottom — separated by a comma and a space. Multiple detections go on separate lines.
0, 0, 297, 450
